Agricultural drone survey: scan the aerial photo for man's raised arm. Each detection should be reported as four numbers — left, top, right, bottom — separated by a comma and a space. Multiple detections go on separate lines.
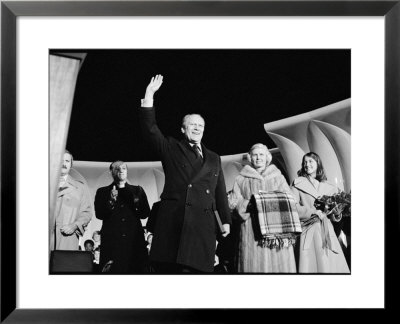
141, 74, 163, 108
138, 74, 167, 155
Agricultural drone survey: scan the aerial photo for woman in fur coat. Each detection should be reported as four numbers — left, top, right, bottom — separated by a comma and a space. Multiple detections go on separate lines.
228, 143, 296, 273
290, 152, 349, 273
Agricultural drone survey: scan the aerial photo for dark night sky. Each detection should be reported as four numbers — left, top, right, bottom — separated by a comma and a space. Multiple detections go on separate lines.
65, 49, 350, 162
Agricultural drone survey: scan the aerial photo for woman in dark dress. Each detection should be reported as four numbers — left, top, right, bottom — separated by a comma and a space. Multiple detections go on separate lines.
94, 161, 150, 274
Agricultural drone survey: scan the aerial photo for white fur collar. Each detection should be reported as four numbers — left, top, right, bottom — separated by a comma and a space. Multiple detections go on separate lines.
239, 164, 281, 180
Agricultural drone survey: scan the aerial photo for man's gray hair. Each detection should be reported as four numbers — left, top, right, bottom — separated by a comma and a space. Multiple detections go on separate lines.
181, 114, 205, 128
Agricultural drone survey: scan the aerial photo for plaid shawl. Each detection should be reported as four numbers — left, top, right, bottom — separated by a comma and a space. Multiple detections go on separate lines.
251, 191, 302, 248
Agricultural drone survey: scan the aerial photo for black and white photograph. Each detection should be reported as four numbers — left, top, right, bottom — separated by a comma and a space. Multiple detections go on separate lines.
2, 0, 397, 319
49, 49, 351, 275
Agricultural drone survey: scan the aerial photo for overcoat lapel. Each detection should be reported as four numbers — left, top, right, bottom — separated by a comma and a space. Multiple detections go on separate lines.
57, 177, 78, 198
293, 177, 320, 199
190, 144, 214, 184
177, 141, 213, 184
177, 140, 197, 170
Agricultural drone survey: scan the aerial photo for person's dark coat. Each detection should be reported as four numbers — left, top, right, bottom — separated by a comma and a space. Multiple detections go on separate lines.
95, 183, 150, 273
138, 107, 231, 272
146, 201, 161, 234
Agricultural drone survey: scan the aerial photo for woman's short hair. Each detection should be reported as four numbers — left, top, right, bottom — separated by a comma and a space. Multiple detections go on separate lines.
247, 143, 272, 166
297, 152, 327, 181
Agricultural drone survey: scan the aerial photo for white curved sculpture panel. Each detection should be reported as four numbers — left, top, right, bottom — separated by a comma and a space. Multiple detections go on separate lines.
309, 99, 351, 134
49, 55, 81, 235
308, 121, 345, 191
267, 132, 306, 183
265, 98, 351, 191
264, 115, 311, 153
222, 161, 245, 192
138, 168, 163, 207
152, 168, 166, 199
312, 120, 351, 191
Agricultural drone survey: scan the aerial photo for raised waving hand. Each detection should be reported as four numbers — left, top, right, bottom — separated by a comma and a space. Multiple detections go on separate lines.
145, 74, 163, 100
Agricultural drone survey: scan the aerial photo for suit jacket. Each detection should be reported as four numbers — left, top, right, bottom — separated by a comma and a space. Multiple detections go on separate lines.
95, 183, 150, 273
51, 175, 92, 251
138, 107, 231, 272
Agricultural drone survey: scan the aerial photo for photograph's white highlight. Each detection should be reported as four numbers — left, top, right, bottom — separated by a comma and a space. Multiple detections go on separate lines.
17, 17, 384, 308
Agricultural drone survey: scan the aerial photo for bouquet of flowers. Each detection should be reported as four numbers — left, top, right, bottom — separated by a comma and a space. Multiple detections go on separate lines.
314, 191, 351, 222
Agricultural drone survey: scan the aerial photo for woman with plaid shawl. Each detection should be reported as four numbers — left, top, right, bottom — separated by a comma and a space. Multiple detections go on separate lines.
228, 143, 297, 273
291, 152, 349, 273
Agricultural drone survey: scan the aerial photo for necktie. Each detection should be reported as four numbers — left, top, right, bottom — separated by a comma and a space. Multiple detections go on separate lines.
193, 144, 202, 159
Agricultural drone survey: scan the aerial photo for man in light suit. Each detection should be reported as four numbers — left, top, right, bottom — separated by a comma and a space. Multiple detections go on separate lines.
138, 75, 231, 273
50, 150, 92, 251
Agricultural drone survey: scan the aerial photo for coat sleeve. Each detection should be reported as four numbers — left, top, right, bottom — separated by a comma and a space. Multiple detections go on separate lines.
290, 183, 317, 220
138, 107, 169, 157
136, 186, 151, 220
215, 159, 232, 225
74, 183, 93, 236
231, 179, 251, 222
147, 201, 160, 233
94, 187, 114, 221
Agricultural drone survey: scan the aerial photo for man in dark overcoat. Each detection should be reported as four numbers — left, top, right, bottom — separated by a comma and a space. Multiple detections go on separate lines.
94, 161, 150, 273
138, 74, 231, 273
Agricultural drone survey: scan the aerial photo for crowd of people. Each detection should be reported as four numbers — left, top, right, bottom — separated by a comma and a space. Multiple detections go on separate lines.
51, 74, 350, 274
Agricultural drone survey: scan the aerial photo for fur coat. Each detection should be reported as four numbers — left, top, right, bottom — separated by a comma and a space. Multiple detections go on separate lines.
229, 164, 296, 273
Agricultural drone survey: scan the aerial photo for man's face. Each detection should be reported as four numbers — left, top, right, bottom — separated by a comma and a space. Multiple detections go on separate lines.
181, 115, 205, 144
60, 153, 72, 176
112, 163, 128, 182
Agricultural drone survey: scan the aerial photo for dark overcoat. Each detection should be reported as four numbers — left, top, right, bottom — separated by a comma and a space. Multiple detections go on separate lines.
138, 107, 231, 272
94, 183, 150, 273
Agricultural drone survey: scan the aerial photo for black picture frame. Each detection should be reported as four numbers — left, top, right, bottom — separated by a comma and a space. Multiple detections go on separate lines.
1, 0, 399, 322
